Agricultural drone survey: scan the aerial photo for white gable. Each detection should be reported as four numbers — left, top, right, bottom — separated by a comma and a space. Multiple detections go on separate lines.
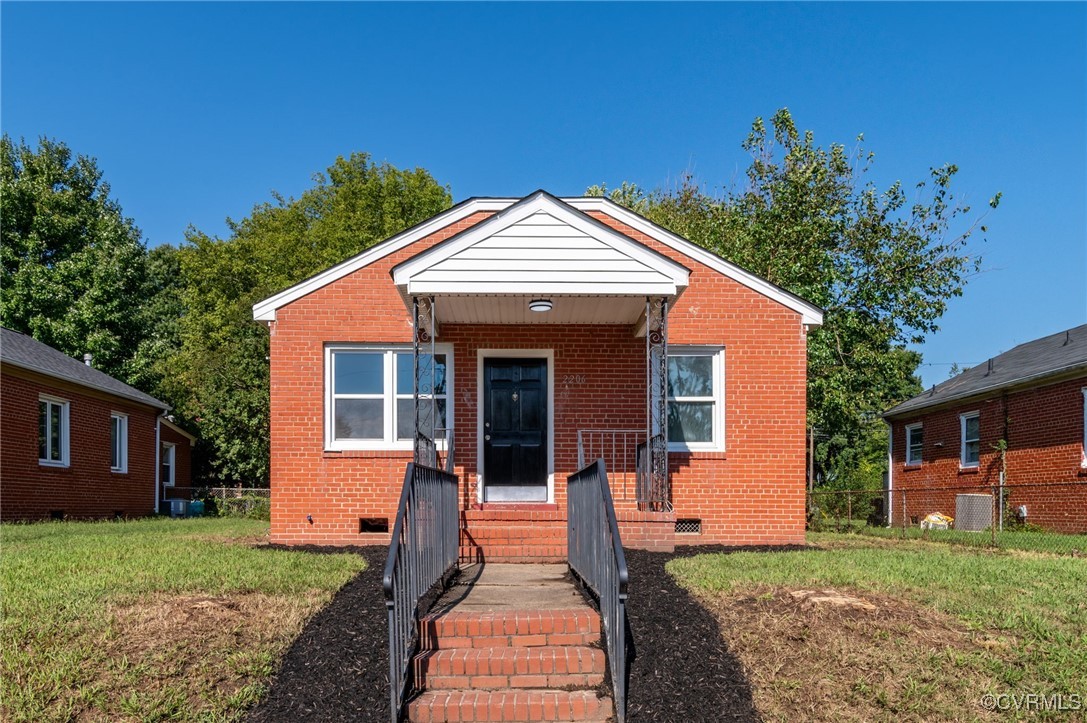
252, 192, 823, 326
392, 192, 689, 296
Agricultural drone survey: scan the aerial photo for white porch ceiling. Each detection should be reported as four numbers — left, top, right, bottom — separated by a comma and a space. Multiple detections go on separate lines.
432, 295, 648, 326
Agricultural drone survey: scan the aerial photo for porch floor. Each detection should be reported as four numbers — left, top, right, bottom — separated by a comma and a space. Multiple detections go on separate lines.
431, 563, 589, 614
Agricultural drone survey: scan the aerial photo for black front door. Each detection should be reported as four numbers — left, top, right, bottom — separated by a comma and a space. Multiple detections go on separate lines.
483, 358, 547, 502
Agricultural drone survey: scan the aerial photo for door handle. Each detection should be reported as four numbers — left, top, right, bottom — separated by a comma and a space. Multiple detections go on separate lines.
485, 435, 491, 441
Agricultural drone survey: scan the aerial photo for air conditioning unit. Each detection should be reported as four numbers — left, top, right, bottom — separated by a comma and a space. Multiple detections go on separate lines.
169, 499, 189, 518
955, 494, 992, 532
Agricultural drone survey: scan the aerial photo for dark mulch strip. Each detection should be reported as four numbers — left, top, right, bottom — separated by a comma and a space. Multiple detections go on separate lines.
623, 546, 799, 722
247, 545, 390, 723
248, 543, 800, 722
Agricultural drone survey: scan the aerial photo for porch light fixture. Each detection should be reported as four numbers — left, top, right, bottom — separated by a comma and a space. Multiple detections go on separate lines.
528, 298, 553, 312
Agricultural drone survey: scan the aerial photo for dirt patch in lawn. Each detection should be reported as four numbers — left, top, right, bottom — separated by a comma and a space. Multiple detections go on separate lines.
102, 590, 324, 718
692, 584, 1003, 722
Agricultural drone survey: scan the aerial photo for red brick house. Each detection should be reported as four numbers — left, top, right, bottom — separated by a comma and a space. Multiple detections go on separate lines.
253, 191, 823, 556
0, 327, 193, 520
884, 324, 1087, 534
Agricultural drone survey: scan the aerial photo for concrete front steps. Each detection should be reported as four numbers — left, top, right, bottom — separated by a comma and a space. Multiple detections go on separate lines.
406, 566, 613, 722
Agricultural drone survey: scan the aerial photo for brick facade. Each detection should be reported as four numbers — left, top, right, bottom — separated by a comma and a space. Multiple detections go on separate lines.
266, 208, 810, 550
160, 422, 194, 500
1, 367, 164, 520
888, 375, 1087, 533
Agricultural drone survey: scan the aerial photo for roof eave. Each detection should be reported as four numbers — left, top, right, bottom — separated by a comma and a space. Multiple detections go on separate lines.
0, 359, 171, 412
883, 362, 1087, 420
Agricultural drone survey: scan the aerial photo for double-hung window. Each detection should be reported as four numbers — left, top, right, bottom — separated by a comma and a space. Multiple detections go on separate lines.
110, 413, 128, 473
905, 423, 923, 466
161, 443, 176, 486
960, 411, 980, 467
326, 345, 452, 450
667, 347, 725, 452
38, 395, 69, 467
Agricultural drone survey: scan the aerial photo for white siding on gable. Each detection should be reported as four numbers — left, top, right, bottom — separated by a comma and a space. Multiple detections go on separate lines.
409, 212, 676, 291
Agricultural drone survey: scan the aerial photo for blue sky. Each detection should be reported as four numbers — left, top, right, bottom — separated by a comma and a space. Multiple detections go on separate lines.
3, 2, 1084, 388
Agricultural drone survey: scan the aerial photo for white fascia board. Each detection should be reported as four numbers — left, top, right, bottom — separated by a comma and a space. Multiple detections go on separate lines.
251, 199, 515, 321
405, 281, 679, 296
392, 192, 690, 288
564, 198, 824, 326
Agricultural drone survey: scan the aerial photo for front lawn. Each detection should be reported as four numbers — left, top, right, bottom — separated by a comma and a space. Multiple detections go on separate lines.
1, 517, 366, 722
669, 535, 1087, 721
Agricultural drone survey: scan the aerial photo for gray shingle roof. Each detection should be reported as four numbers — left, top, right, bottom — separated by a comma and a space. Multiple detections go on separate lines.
885, 323, 1087, 418
0, 327, 168, 410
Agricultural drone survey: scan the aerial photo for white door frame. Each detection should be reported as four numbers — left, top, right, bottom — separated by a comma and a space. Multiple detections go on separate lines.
476, 349, 555, 504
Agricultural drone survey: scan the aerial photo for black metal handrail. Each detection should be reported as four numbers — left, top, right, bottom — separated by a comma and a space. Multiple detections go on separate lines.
567, 459, 629, 723
383, 462, 459, 723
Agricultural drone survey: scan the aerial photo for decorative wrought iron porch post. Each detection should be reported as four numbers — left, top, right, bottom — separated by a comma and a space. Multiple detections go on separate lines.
413, 295, 438, 468
645, 297, 670, 511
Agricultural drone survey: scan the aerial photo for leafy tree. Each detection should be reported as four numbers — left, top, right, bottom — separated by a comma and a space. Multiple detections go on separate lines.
590, 109, 1000, 489
171, 153, 452, 485
1, 136, 149, 380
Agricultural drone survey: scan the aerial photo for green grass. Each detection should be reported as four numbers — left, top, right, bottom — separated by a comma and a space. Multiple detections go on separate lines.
1, 517, 366, 723
669, 534, 1087, 718
809, 519, 1087, 556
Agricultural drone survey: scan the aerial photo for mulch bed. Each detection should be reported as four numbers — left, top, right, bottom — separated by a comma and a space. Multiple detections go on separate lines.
249, 544, 770, 722
247, 545, 390, 723
623, 547, 761, 722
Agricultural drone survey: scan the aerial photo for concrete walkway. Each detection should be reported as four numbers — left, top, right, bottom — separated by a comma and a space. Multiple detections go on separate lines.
431, 563, 589, 614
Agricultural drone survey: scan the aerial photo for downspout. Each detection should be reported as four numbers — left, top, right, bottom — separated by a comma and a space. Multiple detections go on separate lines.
885, 419, 893, 527
155, 414, 163, 514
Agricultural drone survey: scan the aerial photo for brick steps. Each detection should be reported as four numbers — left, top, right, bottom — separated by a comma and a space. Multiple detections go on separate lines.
415, 646, 605, 689
461, 509, 568, 563
411, 607, 612, 722
407, 689, 612, 722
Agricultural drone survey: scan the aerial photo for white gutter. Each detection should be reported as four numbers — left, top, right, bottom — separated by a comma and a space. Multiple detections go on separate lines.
155, 415, 162, 514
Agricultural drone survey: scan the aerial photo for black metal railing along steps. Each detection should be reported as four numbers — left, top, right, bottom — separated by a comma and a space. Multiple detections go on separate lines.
567, 458, 630, 723
383, 462, 459, 723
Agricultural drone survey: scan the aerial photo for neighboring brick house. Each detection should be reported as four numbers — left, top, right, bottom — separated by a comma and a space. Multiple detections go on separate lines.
0, 327, 194, 520
253, 191, 823, 556
884, 324, 1087, 534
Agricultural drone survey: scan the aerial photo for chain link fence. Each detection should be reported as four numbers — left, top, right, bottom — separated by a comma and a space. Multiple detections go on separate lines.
163, 486, 271, 519
808, 481, 1087, 556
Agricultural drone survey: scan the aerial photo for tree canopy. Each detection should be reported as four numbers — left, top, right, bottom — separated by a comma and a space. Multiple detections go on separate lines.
167, 153, 453, 484
590, 109, 1000, 488
1, 136, 150, 380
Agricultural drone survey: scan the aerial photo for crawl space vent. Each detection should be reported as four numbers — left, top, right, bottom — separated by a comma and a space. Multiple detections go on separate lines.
675, 518, 702, 535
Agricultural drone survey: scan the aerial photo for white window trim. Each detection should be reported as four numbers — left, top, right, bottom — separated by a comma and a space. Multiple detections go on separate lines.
905, 423, 923, 466
38, 394, 70, 468
324, 344, 454, 451
161, 442, 176, 486
667, 346, 726, 453
110, 412, 129, 473
960, 411, 980, 468
475, 349, 556, 504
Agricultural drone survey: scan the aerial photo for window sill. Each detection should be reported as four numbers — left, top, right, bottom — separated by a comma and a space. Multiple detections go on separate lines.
668, 449, 728, 459
39, 460, 69, 469
323, 449, 414, 459
111, 469, 128, 475
904, 463, 922, 470
958, 466, 980, 475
